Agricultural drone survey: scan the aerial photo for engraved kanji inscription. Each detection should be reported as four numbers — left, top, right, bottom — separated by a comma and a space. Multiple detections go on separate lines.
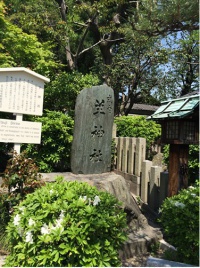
107, 94, 113, 113
91, 126, 105, 137
93, 99, 105, 115
89, 149, 103, 162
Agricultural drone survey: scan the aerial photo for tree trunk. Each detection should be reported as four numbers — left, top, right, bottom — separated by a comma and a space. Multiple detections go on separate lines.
55, 0, 75, 70
181, 54, 194, 96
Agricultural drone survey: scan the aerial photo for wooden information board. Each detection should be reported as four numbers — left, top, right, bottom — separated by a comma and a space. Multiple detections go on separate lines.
0, 67, 49, 115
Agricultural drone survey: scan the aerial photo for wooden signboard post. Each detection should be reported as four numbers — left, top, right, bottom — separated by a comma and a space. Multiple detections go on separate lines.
0, 67, 50, 154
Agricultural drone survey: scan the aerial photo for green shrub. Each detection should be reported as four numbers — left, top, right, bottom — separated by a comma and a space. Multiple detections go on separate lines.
0, 192, 10, 251
159, 181, 199, 265
4, 177, 127, 267
114, 115, 161, 159
0, 192, 9, 227
188, 145, 199, 183
0, 152, 44, 251
23, 111, 74, 172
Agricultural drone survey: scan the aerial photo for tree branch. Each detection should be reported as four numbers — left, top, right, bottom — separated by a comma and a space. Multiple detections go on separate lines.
78, 40, 102, 56
72, 12, 100, 68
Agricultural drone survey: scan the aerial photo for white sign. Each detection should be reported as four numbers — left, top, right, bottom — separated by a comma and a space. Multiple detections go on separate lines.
0, 119, 42, 144
0, 68, 49, 116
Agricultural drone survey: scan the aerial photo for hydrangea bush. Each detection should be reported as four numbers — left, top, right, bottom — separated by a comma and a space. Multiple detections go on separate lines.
159, 181, 199, 265
4, 177, 127, 267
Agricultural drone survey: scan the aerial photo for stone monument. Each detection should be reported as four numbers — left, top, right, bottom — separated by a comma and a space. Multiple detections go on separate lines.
41, 87, 163, 261
71, 84, 114, 174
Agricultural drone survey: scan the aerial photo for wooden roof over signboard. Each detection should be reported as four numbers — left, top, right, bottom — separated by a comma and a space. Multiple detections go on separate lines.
0, 67, 50, 82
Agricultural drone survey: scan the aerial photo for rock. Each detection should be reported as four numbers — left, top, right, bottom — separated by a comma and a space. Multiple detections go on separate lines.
40, 172, 141, 215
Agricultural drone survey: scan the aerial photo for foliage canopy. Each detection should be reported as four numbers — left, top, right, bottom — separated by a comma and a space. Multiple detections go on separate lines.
1, 0, 199, 114
0, 0, 199, 170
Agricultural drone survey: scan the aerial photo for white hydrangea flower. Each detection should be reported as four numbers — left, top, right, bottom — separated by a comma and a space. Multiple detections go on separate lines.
28, 218, 35, 226
93, 195, 100, 206
88, 197, 92, 205
191, 193, 196, 197
13, 214, 20, 226
55, 219, 62, 228
53, 211, 65, 231
17, 227, 24, 237
19, 206, 26, 215
53, 221, 64, 232
41, 224, 51, 235
79, 195, 87, 201
10, 186, 19, 192
41, 211, 65, 236
25, 231, 33, 244
19, 206, 25, 211
52, 225, 64, 233
59, 210, 64, 220
49, 189, 54, 195
188, 186, 194, 190
174, 201, 185, 208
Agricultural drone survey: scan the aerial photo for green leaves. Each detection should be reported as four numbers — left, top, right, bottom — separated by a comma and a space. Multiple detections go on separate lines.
0, 12, 59, 76
159, 181, 199, 265
23, 111, 74, 172
44, 71, 99, 114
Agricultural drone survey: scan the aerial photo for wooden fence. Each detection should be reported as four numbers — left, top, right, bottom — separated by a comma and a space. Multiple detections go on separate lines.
113, 137, 169, 212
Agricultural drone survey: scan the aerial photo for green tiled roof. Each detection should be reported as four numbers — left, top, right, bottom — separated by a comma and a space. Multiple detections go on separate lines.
147, 94, 199, 120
